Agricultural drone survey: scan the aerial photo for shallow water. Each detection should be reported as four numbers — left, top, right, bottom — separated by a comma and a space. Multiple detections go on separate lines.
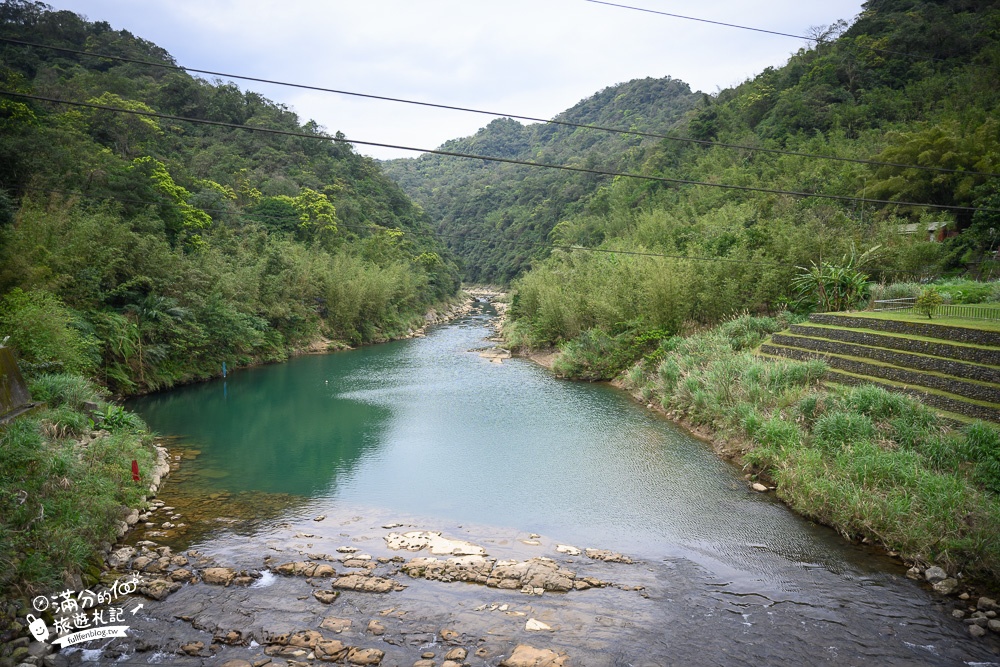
126, 302, 1000, 665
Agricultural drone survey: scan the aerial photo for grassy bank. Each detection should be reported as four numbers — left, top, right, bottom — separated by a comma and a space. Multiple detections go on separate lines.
0, 374, 155, 609
545, 314, 1000, 583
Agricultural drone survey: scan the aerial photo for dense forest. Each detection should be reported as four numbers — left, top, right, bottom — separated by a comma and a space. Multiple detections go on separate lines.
383, 77, 702, 282
0, 0, 461, 395
387, 0, 1000, 354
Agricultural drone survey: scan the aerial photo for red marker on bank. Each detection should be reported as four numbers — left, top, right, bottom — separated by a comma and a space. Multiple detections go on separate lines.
131, 459, 140, 482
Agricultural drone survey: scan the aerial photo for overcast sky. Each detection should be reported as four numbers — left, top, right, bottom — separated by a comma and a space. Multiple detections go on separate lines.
48, 1, 866, 160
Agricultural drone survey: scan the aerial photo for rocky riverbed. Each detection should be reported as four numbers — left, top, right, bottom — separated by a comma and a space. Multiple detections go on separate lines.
45, 509, 657, 667
14, 487, 999, 667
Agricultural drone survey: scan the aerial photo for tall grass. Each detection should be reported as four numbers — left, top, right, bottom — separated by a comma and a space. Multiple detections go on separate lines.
0, 396, 154, 599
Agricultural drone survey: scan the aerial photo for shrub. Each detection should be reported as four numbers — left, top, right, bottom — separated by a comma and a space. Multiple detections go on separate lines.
0, 289, 98, 375
915, 287, 943, 319
28, 373, 104, 411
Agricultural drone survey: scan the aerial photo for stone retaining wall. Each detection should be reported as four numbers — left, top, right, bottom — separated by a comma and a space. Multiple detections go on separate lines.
789, 325, 997, 366
822, 369, 1000, 422
808, 314, 1000, 348
771, 334, 1000, 384
760, 344, 1000, 405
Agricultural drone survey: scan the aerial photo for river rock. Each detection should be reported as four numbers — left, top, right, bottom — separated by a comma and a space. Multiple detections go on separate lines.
490, 558, 576, 592
169, 568, 194, 582
321, 617, 352, 633
264, 645, 309, 658
367, 620, 385, 635
332, 573, 404, 592
402, 555, 607, 593
346, 647, 384, 665
130, 556, 152, 571
274, 561, 337, 577
923, 566, 947, 584
555, 545, 581, 556
288, 630, 323, 648
139, 578, 181, 601
989, 619, 1000, 633
316, 639, 349, 662
219, 661, 253, 667
500, 644, 569, 667
385, 531, 486, 556
905, 566, 921, 580
314, 590, 340, 604
932, 578, 959, 595
970, 625, 987, 638
202, 567, 237, 586
751, 482, 769, 492
181, 641, 204, 656
125, 509, 140, 525
525, 618, 553, 631
444, 648, 468, 661
584, 549, 634, 564
107, 546, 136, 568
978, 596, 998, 611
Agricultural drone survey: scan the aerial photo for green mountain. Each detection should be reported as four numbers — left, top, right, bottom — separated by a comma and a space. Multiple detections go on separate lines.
383, 77, 701, 283
0, 0, 460, 393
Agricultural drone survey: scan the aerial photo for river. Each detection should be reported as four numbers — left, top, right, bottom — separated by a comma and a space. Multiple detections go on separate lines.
115, 301, 998, 666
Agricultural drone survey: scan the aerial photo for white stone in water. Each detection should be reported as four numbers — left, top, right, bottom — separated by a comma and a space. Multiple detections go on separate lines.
525, 618, 553, 631
751, 483, 768, 492
384, 531, 486, 556
555, 545, 581, 556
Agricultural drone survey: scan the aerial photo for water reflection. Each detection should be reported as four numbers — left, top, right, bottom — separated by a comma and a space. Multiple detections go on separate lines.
129, 344, 397, 496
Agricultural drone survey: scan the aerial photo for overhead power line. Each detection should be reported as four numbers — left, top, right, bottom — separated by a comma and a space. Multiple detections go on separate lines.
1, 37, 995, 179
3, 90, 997, 215
582, 0, 952, 63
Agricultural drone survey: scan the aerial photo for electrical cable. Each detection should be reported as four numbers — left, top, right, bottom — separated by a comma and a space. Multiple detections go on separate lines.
1, 37, 996, 178
3, 90, 997, 215
582, 0, 954, 63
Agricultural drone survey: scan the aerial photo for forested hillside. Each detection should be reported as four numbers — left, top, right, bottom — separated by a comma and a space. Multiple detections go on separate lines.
0, 0, 460, 394
383, 77, 701, 282
487, 0, 1000, 357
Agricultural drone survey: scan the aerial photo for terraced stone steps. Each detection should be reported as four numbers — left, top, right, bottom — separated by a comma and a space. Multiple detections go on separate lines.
760, 313, 1000, 423
787, 324, 997, 366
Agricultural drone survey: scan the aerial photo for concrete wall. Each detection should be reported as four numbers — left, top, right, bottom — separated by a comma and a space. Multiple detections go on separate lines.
0, 347, 32, 422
